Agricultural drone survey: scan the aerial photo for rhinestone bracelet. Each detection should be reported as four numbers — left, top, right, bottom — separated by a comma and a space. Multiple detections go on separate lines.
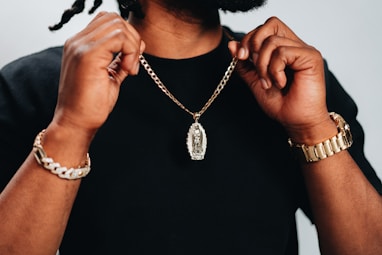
33, 130, 91, 180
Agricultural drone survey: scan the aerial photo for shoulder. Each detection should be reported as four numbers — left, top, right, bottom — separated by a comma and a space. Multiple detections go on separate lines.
0, 46, 63, 135
2, 46, 63, 71
0, 46, 63, 112
0, 47, 64, 185
1, 46, 63, 86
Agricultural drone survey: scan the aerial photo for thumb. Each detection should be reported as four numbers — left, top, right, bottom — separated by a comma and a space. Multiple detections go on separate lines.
228, 41, 260, 90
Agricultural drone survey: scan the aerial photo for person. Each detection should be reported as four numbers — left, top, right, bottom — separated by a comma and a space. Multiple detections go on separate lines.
0, 0, 381, 254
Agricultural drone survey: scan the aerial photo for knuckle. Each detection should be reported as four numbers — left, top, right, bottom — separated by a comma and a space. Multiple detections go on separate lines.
71, 45, 89, 61
266, 16, 281, 24
306, 46, 324, 63
265, 16, 289, 38
311, 48, 324, 68
263, 35, 280, 46
275, 45, 288, 56
95, 11, 108, 18
110, 16, 126, 27
104, 11, 122, 20
63, 38, 77, 56
311, 46, 323, 58
64, 34, 90, 57
247, 33, 262, 52
64, 34, 77, 49
111, 28, 126, 39
64, 40, 92, 62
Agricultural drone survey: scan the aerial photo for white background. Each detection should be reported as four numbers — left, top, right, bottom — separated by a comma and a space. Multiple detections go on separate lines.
1, 0, 381, 254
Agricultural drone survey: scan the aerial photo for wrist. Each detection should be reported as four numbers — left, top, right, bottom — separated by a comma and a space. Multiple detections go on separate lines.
42, 123, 94, 167
285, 114, 338, 145
288, 112, 353, 163
33, 129, 91, 180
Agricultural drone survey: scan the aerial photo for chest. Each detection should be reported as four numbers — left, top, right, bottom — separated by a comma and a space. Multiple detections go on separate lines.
64, 72, 304, 254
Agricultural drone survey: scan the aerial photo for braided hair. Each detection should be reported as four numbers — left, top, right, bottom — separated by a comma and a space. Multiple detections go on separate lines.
49, 0, 144, 31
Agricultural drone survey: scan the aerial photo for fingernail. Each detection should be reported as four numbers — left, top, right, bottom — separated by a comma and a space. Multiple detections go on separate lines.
260, 78, 270, 90
135, 61, 140, 74
238, 47, 247, 59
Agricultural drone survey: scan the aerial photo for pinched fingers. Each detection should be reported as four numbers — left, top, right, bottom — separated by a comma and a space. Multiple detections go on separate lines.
254, 35, 308, 89
239, 16, 306, 58
229, 17, 328, 128
233, 17, 323, 90
64, 12, 144, 80
56, 12, 145, 132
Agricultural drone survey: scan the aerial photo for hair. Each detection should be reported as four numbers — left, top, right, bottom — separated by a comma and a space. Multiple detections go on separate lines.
49, 0, 265, 31
49, 0, 144, 31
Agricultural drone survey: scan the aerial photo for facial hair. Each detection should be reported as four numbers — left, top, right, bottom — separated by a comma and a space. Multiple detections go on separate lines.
215, 0, 267, 12
156, 0, 267, 24
159, 0, 267, 13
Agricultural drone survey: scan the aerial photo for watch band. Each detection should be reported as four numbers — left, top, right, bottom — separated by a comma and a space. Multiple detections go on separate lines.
288, 112, 353, 163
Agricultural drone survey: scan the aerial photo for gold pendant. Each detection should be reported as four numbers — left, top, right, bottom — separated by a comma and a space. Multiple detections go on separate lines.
186, 121, 207, 160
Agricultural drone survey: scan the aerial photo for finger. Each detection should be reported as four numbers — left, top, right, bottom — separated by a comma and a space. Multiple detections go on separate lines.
81, 12, 140, 40
94, 15, 143, 76
255, 36, 305, 89
228, 41, 263, 90
86, 13, 142, 49
228, 40, 242, 58
67, 13, 144, 79
87, 29, 143, 82
108, 39, 146, 82
239, 17, 305, 60
74, 12, 142, 57
73, 12, 115, 39
267, 45, 324, 90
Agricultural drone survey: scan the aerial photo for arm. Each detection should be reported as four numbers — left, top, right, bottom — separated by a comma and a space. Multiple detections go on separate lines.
0, 126, 87, 255
303, 66, 382, 254
229, 16, 382, 254
0, 12, 144, 255
302, 141, 382, 254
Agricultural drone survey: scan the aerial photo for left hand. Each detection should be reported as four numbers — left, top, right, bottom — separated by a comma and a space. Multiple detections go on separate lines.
229, 17, 335, 141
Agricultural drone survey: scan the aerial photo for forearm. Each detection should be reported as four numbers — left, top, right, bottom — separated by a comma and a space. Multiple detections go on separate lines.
302, 151, 382, 255
0, 126, 91, 255
286, 114, 382, 254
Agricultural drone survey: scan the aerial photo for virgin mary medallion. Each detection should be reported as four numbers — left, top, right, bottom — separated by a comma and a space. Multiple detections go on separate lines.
186, 122, 207, 160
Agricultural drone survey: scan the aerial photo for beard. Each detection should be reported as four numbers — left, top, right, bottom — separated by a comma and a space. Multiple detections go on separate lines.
215, 0, 267, 12
156, 0, 267, 24
158, 0, 267, 15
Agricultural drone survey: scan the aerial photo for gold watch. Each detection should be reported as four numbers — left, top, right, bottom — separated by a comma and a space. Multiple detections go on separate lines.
288, 112, 353, 163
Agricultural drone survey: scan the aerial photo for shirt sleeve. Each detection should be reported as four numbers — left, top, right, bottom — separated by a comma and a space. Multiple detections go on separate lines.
0, 47, 62, 191
323, 60, 382, 195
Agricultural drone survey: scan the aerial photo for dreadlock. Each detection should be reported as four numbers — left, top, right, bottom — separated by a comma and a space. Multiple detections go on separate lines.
117, 0, 145, 19
49, 0, 144, 31
88, 0, 103, 14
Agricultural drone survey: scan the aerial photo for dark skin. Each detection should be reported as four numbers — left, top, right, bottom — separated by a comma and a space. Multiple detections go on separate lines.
0, 1, 381, 254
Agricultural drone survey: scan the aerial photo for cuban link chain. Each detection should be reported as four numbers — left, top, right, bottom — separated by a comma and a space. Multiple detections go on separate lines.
139, 54, 238, 160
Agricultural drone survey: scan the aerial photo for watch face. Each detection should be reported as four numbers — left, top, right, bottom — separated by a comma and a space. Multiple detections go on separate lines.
330, 112, 353, 147
343, 123, 353, 147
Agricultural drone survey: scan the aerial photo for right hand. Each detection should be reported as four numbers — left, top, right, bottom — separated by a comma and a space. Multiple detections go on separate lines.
52, 12, 145, 136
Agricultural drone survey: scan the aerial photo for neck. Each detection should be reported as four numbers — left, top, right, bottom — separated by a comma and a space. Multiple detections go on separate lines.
129, 0, 223, 59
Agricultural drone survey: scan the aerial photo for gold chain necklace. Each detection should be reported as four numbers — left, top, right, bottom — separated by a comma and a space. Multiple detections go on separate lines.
139, 53, 238, 160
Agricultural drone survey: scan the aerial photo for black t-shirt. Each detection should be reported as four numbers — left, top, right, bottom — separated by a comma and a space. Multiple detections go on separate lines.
1, 31, 381, 254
